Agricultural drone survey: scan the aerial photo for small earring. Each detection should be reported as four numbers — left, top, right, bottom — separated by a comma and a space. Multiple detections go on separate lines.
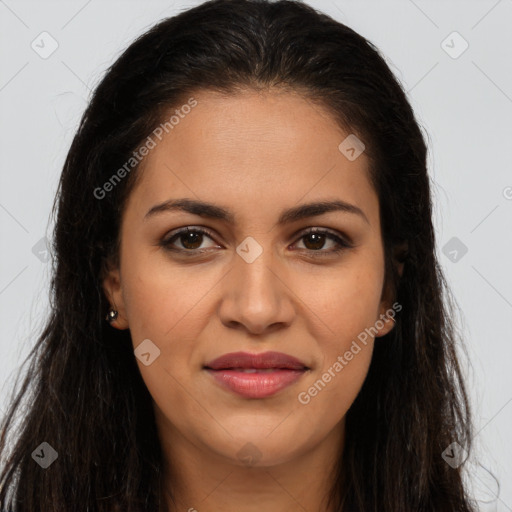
106, 308, 118, 323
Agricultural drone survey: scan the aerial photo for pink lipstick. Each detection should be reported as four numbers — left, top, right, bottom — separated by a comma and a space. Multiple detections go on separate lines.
204, 351, 309, 399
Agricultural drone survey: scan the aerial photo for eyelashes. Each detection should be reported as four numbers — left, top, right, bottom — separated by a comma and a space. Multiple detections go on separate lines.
159, 226, 353, 258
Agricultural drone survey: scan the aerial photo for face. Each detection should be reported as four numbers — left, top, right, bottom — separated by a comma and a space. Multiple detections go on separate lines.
103, 88, 398, 470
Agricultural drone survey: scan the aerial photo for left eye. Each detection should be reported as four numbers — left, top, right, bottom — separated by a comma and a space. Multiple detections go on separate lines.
294, 229, 351, 254
160, 227, 352, 255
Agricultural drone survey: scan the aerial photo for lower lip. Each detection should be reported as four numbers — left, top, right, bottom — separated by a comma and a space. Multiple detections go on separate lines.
205, 368, 306, 398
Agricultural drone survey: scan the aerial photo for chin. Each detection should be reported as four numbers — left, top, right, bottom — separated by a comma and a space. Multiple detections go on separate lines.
204, 429, 308, 468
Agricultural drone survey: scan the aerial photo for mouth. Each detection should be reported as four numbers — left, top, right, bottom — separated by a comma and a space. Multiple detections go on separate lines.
203, 351, 309, 399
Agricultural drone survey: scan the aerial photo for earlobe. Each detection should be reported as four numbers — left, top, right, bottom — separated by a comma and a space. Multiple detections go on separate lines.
102, 264, 129, 330
374, 240, 407, 338
374, 304, 397, 338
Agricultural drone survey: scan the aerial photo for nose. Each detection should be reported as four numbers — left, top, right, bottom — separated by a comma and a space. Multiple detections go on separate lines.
217, 240, 295, 336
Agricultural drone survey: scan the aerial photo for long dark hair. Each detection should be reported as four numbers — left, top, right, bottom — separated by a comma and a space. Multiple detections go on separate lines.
0, 0, 476, 510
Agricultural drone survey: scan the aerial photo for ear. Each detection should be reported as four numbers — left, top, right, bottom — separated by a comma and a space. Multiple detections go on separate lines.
101, 259, 129, 330
374, 300, 397, 338
393, 240, 408, 279
374, 241, 408, 338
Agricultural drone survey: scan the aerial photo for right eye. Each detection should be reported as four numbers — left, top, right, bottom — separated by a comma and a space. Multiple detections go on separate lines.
160, 227, 220, 253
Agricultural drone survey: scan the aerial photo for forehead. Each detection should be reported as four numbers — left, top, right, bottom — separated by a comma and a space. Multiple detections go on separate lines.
125, 89, 378, 228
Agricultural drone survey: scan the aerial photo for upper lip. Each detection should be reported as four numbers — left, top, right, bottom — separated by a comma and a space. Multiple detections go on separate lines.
204, 351, 309, 370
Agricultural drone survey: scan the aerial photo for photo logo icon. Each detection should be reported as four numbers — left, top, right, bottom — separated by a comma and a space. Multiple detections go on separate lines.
338, 134, 365, 161
236, 236, 263, 263
441, 31, 469, 60
442, 237, 468, 263
134, 339, 161, 366
32, 236, 51, 263
442, 442, 468, 469
31, 32, 59, 60
236, 442, 262, 467
31, 442, 58, 469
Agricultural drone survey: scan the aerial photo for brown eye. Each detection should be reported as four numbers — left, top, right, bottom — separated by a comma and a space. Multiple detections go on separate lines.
302, 232, 327, 251
179, 230, 204, 250
293, 228, 352, 256
161, 227, 218, 253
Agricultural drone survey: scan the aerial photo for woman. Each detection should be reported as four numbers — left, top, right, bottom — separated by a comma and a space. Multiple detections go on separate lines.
0, 0, 476, 510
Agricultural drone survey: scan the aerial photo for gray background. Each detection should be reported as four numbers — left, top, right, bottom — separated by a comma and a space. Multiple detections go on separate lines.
0, 0, 511, 509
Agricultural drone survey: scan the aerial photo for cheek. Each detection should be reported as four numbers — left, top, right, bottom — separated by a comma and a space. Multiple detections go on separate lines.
297, 341, 373, 417
120, 252, 219, 404
122, 272, 207, 391
293, 344, 373, 453
121, 263, 209, 431
120, 247, 212, 343
298, 257, 384, 343
292, 257, 382, 420
295, 298, 376, 435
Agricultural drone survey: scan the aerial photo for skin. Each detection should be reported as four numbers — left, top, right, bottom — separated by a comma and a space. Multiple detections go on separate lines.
103, 88, 402, 512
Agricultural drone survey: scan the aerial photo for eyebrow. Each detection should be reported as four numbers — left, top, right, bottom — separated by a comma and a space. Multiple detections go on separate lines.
144, 198, 369, 225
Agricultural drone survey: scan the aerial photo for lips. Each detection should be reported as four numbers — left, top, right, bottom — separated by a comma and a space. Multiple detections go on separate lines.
204, 351, 308, 371
204, 351, 309, 399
